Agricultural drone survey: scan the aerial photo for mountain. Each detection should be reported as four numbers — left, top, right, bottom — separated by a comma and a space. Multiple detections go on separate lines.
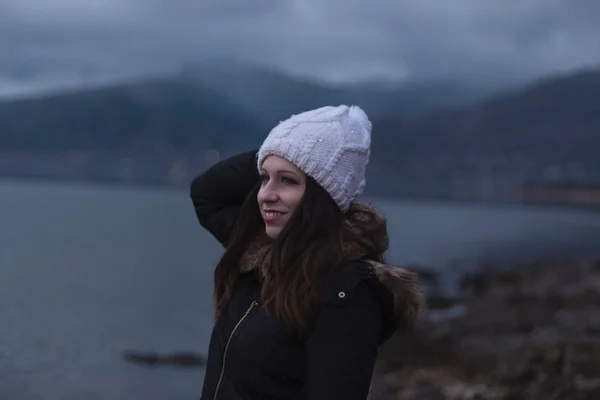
0, 76, 263, 153
367, 67, 600, 199
0, 63, 598, 203
0, 60, 494, 154
380, 67, 600, 154
179, 59, 494, 128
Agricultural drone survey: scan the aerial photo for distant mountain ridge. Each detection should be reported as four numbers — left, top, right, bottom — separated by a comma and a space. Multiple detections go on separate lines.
0, 60, 497, 154
367, 67, 600, 199
0, 60, 483, 191
0, 77, 262, 152
381, 67, 600, 151
0, 62, 598, 203
178, 59, 494, 127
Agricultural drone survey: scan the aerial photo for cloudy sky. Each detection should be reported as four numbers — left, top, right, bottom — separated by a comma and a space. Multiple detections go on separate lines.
2, 0, 599, 98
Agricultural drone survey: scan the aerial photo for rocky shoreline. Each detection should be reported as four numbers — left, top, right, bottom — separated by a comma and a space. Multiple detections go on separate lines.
122, 351, 206, 368
369, 258, 600, 400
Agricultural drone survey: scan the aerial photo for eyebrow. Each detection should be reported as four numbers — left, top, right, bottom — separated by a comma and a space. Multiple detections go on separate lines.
260, 168, 301, 178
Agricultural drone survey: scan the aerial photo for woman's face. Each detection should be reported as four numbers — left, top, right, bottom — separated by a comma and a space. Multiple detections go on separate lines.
257, 155, 306, 238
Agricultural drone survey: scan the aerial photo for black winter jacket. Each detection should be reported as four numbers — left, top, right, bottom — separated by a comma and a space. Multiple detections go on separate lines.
190, 150, 422, 400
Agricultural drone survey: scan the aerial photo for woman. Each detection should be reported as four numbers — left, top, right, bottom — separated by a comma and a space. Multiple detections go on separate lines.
190, 105, 422, 400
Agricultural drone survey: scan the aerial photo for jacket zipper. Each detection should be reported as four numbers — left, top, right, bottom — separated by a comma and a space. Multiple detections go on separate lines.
213, 300, 259, 400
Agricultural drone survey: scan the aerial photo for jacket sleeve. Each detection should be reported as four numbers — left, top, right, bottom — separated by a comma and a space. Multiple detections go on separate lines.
189, 149, 260, 247
304, 281, 383, 400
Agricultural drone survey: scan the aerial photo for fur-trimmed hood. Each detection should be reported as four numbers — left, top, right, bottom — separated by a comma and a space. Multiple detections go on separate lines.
240, 202, 424, 332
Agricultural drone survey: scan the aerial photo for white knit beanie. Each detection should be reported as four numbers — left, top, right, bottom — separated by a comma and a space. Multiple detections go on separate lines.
257, 105, 372, 212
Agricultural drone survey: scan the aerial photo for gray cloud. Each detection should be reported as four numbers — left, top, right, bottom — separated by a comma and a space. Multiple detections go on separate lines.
1, 0, 599, 98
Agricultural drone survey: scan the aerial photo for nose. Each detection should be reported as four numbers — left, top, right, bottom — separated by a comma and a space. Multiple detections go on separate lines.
257, 181, 279, 204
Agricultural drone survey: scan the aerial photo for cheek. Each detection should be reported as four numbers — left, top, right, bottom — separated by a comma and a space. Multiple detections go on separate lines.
285, 188, 305, 209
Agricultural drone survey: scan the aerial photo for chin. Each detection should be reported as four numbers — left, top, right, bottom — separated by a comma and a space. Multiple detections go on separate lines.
265, 226, 281, 239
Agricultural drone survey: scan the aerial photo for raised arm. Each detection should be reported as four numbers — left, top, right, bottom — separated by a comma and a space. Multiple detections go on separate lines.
189, 149, 260, 246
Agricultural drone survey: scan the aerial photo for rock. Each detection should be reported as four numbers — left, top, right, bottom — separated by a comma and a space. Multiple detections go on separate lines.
122, 350, 206, 368
426, 296, 466, 310
410, 384, 446, 400
567, 340, 600, 378
556, 308, 600, 333
372, 257, 600, 400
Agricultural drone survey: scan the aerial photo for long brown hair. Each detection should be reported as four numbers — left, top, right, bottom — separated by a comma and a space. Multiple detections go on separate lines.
213, 177, 352, 334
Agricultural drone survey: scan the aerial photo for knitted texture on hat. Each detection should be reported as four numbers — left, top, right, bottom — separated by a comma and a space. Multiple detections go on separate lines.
257, 105, 371, 212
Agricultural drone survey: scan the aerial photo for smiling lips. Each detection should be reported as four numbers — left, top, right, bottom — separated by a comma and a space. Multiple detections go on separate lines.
262, 210, 286, 223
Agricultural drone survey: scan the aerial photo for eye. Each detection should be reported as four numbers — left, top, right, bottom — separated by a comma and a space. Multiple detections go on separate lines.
282, 177, 298, 185
259, 174, 269, 184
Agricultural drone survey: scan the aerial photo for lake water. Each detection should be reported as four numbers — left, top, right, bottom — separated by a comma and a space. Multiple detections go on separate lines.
2, 179, 600, 400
